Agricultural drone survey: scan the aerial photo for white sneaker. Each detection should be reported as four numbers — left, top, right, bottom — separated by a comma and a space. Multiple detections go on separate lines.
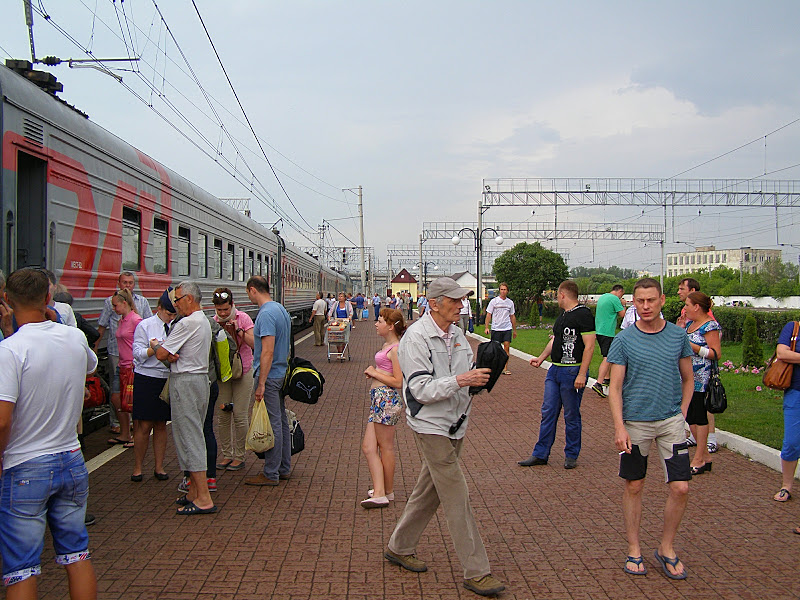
707, 442, 718, 453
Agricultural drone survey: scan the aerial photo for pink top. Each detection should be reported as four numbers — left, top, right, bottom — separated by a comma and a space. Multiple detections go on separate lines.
374, 343, 398, 374
116, 311, 143, 369
214, 310, 255, 374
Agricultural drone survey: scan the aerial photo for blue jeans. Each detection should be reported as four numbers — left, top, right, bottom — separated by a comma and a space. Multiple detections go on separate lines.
531, 365, 584, 460
781, 388, 800, 461
374, 305, 380, 320
262, 378, 291, 480
0, 450, 90, 586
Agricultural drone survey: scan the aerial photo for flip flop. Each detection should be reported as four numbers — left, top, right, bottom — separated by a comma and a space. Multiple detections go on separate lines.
108, 437, 131, 446
215, 460, 233, 470
623, 555, 647, 575
175, 495, 193, 506
774, 488, 792, 502
793, 526, 800, 535
177, 502, 218, 515
654, 550, 687, 580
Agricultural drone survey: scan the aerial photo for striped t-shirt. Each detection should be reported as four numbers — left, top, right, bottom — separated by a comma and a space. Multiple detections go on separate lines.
607, 321, 693, 422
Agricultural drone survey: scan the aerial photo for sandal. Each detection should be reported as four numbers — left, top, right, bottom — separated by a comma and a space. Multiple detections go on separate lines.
774, 488, 792, 502
176, 502, 218, 515
623, 555, 647, 575
793, 526, 800, 535
654, 550, 687, 580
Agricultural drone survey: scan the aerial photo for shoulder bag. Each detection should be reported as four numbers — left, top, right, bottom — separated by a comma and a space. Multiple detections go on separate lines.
763, 321, 800, 391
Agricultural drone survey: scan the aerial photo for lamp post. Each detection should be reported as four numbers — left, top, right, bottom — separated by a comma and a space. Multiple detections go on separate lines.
415, 261, 437, 293
451, 221, 503, 316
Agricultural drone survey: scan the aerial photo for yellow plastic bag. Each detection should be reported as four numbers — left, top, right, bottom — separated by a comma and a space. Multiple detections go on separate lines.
246, 400, 274, 453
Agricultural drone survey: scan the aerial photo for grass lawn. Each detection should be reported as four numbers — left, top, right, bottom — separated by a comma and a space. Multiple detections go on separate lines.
474, 323, 785, 450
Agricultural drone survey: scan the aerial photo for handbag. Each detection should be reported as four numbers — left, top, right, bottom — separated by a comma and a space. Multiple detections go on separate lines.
119, 367, 134, 413
763, 321, 799, 391
704, 360, 727, 414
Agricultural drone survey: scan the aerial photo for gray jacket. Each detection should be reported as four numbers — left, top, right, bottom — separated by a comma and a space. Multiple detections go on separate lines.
398, 312, 474, 438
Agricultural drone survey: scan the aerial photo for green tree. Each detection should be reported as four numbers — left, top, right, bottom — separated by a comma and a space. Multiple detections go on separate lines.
741, 313, 763, 367
493, 242, 569, 304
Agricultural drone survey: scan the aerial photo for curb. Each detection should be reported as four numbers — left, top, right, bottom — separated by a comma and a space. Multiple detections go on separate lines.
467, 331, 800, 481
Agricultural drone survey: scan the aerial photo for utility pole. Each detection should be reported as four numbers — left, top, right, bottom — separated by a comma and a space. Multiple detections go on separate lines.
358, 186, 367, 296
419, 234, 424, 296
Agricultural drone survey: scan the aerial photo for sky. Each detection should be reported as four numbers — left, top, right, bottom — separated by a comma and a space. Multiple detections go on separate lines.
2, 1, 800, 278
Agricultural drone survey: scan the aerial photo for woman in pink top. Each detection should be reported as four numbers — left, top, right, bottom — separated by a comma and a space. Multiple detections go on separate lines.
361, 308, 406, 508
212, 288, 255, 471
111, 288, 142, 448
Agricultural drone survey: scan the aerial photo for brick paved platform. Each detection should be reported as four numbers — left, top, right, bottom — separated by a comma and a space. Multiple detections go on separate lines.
29, 314, 800, 599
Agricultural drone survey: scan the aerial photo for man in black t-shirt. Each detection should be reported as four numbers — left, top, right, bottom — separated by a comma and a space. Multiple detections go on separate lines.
519, 280, 596, 469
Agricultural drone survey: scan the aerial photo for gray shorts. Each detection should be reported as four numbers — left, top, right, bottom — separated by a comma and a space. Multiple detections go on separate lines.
169, 373, 210, 473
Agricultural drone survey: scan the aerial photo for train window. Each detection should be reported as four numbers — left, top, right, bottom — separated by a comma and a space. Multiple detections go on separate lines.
257, 253, 262, 276
178, 226, 191, 277
198, 233, 208, 278
248, 251, 255, 280
122, 207, 141, 271
213, 238, 223, 279
226, 243, 235, 281
153, 217, 169, 274
239, 247, 246, 282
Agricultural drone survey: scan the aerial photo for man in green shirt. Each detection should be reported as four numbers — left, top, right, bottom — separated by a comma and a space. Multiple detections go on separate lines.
591, 285, 626, 398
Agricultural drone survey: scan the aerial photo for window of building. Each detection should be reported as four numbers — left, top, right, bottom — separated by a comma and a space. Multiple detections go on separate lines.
213, 238, 223, 279
178, 226, 191, 277
198, 233, 207, 278
703, 255, 707, 264
226, 243, 235, 281
723, 253, 727, 262
122, 207, 141, 271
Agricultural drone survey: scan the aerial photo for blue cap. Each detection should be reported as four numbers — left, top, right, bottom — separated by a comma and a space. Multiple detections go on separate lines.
160, 287, 176, 313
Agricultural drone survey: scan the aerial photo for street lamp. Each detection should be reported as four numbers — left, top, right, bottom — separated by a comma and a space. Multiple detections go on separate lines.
414, 262, 438, 293
452, 226, 503, 315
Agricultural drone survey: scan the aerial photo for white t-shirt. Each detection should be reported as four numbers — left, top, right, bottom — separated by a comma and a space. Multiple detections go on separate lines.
486, 296, 515, 331
312, 299, 328, 317
162, 310, 211, 374
53, 301, 78, 328
0, 321, 98, 470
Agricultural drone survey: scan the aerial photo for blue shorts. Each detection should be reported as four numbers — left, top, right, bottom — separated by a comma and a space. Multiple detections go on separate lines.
0, 450, 91, 586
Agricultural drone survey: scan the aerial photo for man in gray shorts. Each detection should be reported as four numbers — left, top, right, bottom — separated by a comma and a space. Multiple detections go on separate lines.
607, 277, 694, 580
155, 281, 215, 515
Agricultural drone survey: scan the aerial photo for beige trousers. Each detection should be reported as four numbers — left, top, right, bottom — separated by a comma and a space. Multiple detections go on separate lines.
388, 432, 491, 579
313, 314, 326, 345
217, 375, 254, 461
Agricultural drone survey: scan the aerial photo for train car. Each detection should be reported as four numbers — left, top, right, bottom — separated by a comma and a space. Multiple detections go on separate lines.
0, 61, 349, 327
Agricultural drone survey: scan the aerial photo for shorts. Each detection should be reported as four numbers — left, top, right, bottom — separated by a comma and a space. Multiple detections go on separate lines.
490, 329, 512, 344
0, 450, 90, 586
109, 355, 120, 393
619, 413, 691, 483
686, 390, 709, 426
368, 386, 404, 426
596, 335, 614, 357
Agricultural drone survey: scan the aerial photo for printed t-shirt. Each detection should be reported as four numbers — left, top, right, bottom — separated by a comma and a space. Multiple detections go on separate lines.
486, 296, 515, 331
0, 321, 98, 470
162, 310, 211, 374
778, 321, 800, 391
551, 305, 595, 365
595, 293, 624, 337
607, 321, 693, 422
116, 311, 143, 369
253, 301, 291, 379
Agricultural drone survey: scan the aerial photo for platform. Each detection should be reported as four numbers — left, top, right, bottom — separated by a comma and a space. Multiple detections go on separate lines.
30, 313, 800, 599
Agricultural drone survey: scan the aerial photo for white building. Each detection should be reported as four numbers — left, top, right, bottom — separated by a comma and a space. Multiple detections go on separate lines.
666, 246, 781, 278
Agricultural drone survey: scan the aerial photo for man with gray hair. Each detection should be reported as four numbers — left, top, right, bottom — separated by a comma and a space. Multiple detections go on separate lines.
385, 277, 504, 597
155, 281, 215, 515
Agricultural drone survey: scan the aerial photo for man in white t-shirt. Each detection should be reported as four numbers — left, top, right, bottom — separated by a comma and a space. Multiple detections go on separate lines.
155, 281, 214, 515
485, 283, 517, 374
309, 292, 328, 346
0, 268, 99, 596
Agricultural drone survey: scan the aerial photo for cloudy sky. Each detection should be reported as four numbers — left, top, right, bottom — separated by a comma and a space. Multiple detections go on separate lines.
2, 1, 800, 276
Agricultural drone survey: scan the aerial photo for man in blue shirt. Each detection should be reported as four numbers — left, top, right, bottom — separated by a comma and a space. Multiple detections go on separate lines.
607, 277, 694, 580
245, 276, 292, 486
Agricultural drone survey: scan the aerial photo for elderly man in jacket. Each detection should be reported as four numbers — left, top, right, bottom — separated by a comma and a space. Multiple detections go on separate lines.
384, 277, 505, 597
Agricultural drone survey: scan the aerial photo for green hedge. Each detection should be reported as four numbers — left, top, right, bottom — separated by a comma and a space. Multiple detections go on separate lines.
709, 307, 800, 343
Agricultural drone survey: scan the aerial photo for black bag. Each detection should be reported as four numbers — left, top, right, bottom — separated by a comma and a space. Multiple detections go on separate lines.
704, 360, 727, 414
286, 408, 305, 455
283, 356, 326, 404
469, 340, 508, 395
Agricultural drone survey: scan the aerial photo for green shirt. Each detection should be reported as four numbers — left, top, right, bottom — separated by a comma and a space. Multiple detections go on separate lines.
595, 293, 623, 337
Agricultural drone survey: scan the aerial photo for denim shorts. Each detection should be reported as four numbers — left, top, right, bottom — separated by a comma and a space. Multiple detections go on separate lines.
0, 450, 91, 586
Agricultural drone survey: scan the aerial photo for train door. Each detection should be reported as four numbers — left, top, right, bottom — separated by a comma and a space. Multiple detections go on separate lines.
14, 151, 48, 269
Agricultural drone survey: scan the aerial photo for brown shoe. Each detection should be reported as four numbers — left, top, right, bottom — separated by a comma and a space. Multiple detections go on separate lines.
463, 574, 505, 596
279, 473, 291, 480
384, 549, 427, 572
244, 473, 279, 486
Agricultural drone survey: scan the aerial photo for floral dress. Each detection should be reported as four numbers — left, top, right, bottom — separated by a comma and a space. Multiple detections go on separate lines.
685, 319, 721, 392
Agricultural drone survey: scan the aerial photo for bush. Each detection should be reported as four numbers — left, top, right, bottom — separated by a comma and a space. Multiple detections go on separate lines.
741, 313, 763, 367
528, 303, 541, 326
662, 297, 684, 323
711, 307, 800, 343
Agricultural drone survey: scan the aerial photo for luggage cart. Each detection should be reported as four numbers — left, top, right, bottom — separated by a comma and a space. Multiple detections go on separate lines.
326, 320, 351, 362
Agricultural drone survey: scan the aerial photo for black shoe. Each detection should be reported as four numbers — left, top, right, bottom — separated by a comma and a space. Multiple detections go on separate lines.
130, 474, 143, 482
84, 513, 96, 526
154, 471, 170, 481
564, 457, 578, 469
518, 456, 548, 466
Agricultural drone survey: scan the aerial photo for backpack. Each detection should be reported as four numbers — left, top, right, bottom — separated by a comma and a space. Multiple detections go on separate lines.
221, 321, 244, 379
207, 316, 238, 383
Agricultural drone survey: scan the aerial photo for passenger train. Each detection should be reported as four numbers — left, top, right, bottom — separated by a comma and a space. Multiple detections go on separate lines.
0, 61, 350, 326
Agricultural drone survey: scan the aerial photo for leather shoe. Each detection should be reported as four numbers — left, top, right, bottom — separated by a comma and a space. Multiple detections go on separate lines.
244, 473, 279, 486
564, 457, 578, 469
518, 456, 548, 466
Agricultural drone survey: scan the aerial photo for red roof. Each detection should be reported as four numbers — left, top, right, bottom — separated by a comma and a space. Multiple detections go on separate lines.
391, 268, 417, 284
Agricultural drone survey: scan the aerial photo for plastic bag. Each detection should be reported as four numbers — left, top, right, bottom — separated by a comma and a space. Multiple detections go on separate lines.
119, 367, 134, 413
246, 400, 275, 453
